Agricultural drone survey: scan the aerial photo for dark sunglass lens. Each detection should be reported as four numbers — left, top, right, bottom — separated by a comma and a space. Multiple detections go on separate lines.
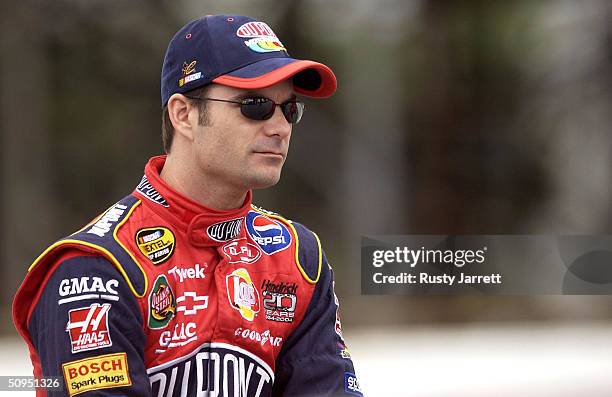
282, 101, 304, 124
240, 98, 275, 121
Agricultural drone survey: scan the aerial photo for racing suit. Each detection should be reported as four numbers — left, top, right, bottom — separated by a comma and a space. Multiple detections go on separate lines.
13, 155, 362, 397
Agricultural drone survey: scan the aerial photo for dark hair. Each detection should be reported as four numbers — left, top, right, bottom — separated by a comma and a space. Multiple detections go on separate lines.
161, 85, 210, 153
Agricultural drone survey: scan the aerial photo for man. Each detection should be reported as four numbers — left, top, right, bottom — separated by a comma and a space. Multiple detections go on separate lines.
13, 14, 362, 397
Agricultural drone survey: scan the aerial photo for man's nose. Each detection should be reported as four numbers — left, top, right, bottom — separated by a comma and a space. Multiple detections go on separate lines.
263, 106, 292, 138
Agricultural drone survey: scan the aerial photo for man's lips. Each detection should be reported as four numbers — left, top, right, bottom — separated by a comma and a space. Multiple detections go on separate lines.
252, 150, 285, 158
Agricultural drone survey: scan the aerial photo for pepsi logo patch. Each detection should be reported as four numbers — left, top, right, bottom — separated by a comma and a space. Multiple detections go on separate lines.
236, 21, 286, 53
66, 303, 112, 354
245, 211, 291, 255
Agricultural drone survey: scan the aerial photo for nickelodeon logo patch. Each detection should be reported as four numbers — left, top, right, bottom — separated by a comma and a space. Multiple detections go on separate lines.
136, 227, 175, 265
226, 268, 260, 321
236, 21, 286, 53
62, 352, 131, 396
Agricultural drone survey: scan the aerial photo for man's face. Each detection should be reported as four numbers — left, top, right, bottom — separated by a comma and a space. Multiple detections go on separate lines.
190, 80, 294, 191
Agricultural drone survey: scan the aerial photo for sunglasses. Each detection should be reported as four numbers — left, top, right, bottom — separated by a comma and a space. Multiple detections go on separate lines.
185, 95, 305, 124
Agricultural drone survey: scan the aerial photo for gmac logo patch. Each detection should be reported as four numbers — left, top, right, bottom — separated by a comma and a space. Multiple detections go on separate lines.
66, 303, 112, 354
245, 211, 291, 255
148, 275, 176, 329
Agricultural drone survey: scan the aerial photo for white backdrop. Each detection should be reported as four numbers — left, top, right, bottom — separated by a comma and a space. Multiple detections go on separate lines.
3, 322, 612, 396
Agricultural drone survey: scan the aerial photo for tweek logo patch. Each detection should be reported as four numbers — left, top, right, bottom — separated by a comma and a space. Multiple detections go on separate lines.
66, 303, 112, 354
136, 227, 175, 265
226, 268, 260, 321
148, 275, 176, 329
245, 211, 291, 255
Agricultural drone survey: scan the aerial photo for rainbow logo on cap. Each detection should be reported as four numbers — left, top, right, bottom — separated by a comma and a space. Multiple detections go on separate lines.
236, 22, 286, 53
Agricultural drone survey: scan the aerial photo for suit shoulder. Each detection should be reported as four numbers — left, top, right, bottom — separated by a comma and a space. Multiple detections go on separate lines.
249, 205, 323, 284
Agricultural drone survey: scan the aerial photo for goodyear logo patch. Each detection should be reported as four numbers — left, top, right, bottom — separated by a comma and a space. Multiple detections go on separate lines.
148, 275, 176, 329
226, 268, 260, 321
136, 227, 175, 265
62, 352, 131, 396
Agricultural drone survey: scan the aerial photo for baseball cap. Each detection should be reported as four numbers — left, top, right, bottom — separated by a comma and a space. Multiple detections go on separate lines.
160, 15, 337, 107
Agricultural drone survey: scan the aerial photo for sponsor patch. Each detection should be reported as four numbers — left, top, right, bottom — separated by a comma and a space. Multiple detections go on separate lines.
333, 280, 345, 341
136, 175, 169, 207
338, 346, 351, 360
234, 327, 283, 347
87, 203, 128, 237
261, 279, 297, 323
179, 72, 202, 87
178, 60, 203, 87
136, 227, 175, 265
245, 211, 291, 255
176, 291, 208, 316
236, 21, 286, 53
344, 372, 363, 396
168, 263, 207, 282
156, 322, 197, 354
182, 60, 197, 75
207, 217, 243, 242
148, 343, 274, 396
148, 275, 176, 329
226, 268, 260, 321
62, 352, 131, 396
222, 238, 262, 264
66, 303, 112, 354
58, 277, 119, 305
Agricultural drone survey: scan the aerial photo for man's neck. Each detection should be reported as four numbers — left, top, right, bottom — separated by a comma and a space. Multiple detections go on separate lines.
160, 155, 247, 211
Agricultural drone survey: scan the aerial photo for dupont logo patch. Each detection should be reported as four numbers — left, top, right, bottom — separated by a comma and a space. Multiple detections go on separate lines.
66, 303, 112, 354
136, 227, 175, 265
236, 21, 286, 53
206, 217, 243, 242
62, 352, 131, 396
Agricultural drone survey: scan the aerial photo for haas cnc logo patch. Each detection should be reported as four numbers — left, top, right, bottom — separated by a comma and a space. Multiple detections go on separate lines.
66, 303, 112, 354
226, 268, 260, 321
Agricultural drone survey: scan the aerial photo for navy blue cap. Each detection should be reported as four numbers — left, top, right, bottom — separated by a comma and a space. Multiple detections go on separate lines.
160, 15, 337, 107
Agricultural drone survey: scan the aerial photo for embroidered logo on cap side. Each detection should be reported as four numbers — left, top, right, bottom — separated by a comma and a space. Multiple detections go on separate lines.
236, 22, 286, 53
179, 60, 203, 87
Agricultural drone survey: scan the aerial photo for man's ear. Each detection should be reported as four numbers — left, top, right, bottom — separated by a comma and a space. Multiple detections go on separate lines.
167, 93, 196, 141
